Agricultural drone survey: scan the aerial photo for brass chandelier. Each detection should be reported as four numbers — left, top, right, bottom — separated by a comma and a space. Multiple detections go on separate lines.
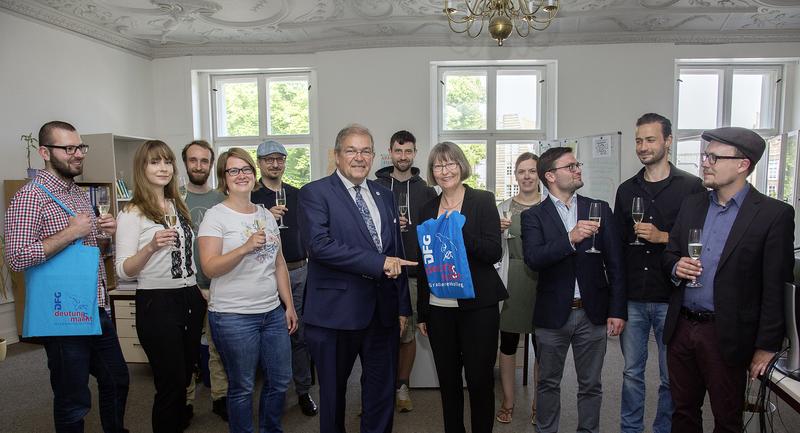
443, 0, 560, 46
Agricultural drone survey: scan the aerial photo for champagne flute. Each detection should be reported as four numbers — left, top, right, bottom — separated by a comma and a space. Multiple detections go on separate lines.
96, 186, 111, 239
686, 228, 703, 288
255, 203, 268, 232
586, 202, 602, 254
276, 188, 288, 229
630, 197, 645, 246
398, 192, 409, 233
163, 199, 179, 252
177, 176, 188, 201
503, 210, 515, 239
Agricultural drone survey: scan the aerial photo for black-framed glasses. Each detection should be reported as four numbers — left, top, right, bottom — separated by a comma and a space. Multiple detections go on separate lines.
43, 144, 89, 155
701, 153, 747, 165
432, 162, 459, 173
224, 166, 255, 176
259, 156, 286, 165
549, 162, 583, 173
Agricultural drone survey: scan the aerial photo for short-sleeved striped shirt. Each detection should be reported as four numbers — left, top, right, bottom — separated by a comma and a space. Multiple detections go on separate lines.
3, 169, 107, 307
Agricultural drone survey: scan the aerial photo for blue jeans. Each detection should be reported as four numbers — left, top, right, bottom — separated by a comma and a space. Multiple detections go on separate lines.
43, 308, 129, 433
620, 301, 672, 433
209, 308, 292, 433
288, 265, 312, 396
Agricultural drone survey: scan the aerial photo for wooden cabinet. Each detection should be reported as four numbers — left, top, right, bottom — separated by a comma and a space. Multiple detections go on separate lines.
108, 289, 148, 363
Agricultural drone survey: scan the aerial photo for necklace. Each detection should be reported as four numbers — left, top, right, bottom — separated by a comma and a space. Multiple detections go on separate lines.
441, 195, 464, 211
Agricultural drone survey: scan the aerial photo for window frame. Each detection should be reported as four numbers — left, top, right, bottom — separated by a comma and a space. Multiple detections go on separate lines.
433, 62, 555, 197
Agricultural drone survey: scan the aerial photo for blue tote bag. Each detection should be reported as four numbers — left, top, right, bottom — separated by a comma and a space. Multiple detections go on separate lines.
416, 211, 475, 299
22, 183, 101, 337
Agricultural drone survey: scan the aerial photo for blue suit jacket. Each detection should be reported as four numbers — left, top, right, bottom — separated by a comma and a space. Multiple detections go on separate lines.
299, 172, 412, 331
521, 195, 627, 329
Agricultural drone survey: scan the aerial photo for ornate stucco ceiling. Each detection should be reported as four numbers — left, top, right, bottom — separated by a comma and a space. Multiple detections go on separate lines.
2, 0, 800, 58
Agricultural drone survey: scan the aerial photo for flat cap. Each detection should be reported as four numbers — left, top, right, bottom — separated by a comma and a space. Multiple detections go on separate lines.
256, 140, 287, 157
701, 126, 765, 164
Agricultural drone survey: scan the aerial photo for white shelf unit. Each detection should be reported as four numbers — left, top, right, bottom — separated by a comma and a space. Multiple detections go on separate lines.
77, 133, 153, 209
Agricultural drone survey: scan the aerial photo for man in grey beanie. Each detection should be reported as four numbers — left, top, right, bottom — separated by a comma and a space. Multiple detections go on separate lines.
662, 126, 795, 432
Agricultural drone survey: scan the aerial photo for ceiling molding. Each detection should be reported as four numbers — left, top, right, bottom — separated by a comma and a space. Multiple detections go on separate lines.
2, 0, 799, 60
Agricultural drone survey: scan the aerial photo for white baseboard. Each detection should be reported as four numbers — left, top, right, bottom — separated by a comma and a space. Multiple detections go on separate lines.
0, 302, 19, 344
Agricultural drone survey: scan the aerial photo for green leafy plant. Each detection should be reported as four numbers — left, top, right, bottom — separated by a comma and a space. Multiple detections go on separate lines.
20, 133, 38, 169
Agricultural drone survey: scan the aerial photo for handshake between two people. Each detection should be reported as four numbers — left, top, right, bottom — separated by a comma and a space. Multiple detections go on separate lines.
383, 256, 417, 279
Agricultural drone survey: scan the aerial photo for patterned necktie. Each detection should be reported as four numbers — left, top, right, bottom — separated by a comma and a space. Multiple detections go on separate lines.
353, 185, 382, 251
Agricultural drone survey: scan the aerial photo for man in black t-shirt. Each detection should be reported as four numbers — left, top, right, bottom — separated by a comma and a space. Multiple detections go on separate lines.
613, 113, 705, 433
251, 140, 318, 417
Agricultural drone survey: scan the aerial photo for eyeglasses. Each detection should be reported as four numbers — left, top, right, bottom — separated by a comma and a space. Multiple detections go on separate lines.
342, 149, 374, 158
432, 162, 459, 173
259, 156, 286, 165
701, 153, 747, 165
224, 166, 255, 176
43, 144, 89, 155
549, 162, 583, 173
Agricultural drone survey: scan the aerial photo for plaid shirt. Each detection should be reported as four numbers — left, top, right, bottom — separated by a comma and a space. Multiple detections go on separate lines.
3, 170, 107, 307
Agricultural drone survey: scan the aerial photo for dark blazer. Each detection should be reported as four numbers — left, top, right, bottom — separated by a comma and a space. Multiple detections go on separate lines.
662, 187, 794, 367
521, 195, 627, 329
299, 172, 412, 331
416, 185, 508, 323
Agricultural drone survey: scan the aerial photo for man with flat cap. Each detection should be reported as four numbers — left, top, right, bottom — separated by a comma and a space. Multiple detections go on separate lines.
663, 126, 795, 432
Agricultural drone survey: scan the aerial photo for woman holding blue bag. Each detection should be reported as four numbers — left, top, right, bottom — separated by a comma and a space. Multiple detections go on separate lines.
115, 140, 207, 432
416, 141, 508, 433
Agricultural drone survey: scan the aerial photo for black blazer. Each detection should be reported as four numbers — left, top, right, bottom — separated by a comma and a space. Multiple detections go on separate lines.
662, 187, 794, 367
416, 185, 508, 323
521, 195, 627, 329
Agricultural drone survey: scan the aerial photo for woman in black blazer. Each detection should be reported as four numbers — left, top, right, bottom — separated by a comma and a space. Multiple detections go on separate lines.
416, 142, 508, 433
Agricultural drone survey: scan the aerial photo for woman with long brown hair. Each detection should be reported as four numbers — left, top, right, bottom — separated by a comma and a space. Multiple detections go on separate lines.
115, 140, 206, 432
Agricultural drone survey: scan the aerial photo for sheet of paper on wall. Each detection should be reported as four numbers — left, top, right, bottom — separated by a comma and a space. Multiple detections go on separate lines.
593, 135, 611, 159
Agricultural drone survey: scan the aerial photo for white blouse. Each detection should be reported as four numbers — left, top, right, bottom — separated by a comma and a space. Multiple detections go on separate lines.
115, 206, 197, 290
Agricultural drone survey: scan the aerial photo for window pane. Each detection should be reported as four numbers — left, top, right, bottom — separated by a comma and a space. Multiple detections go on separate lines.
216, 78, 259, 137
495, 141, 539, 201
766, 135, 783, 199
676, 139, 702, 177
455, 142, 487, 190
444, 72, 487, 131
782, 131, 797, 204
732, 72, 773, 130
268, 79, 310, 135
678, 72, 719, 130
497, 72, 539, 130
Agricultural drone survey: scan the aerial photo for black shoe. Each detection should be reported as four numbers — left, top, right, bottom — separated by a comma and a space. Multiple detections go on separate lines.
183, 404, 193, 429
212, 397, 229, 422
298, 393, 318, 416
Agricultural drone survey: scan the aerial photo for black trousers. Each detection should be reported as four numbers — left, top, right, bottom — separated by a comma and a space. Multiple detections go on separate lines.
135, 286, 206, 433
427, 304, 499, 433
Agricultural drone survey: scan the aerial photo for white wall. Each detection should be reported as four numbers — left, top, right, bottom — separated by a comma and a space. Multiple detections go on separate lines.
0, 10, 156, 341
151, 43, 800, 182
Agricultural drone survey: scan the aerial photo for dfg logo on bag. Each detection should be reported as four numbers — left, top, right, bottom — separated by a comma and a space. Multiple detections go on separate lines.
416, 212, 475, 299
54, 291, 62, 311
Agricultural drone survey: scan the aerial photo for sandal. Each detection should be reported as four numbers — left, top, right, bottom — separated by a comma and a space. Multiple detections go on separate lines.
495, 406, 514, 424
531, 406, 536, 425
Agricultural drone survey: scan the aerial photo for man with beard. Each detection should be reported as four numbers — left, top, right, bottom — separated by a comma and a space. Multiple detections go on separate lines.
663, 127, 794, 432
374, 130, 436, 412
4, 121, 130, 432
521, 147, 626, 433
613, 114, 704, 433
251, 140, 319, 417
180, 140, 228, 423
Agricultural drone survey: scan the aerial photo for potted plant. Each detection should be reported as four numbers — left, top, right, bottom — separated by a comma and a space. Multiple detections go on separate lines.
21, 133, 38, 178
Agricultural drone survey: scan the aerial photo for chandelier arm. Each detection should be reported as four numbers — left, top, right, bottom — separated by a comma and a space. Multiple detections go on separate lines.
525, 19, 553, 31
465, 16, 485, 38
465, 0, 487, 17
515, 18, 531, 37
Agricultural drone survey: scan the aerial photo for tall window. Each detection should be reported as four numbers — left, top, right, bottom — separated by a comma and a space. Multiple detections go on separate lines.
436, 65, 551, 201
674, 64, 783, 179
211, 72, 313, 187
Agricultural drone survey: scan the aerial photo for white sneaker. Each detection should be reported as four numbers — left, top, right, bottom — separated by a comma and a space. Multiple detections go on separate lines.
396, 384, 413, 412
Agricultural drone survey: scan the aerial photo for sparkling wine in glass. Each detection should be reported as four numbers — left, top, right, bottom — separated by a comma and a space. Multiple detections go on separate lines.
177, 176, 188, 201
276, 188, 288, 229
686, 228, 703, 288
164, 199, 179, 251
96, 186, 111, 239
503, 210, 515, 239
586, 202, 602, 254
255, 203, 267, 231
398, 192, 409, 232
630, 196, 645, 246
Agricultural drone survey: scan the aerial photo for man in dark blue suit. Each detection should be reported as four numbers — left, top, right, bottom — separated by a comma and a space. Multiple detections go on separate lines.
299, 124, 415, 433
521, 147, 627, 433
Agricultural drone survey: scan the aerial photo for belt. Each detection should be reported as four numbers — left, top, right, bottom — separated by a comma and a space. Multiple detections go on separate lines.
286, 259, 307, 271
680, 307, 715, 323
571, 298, 583, 310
